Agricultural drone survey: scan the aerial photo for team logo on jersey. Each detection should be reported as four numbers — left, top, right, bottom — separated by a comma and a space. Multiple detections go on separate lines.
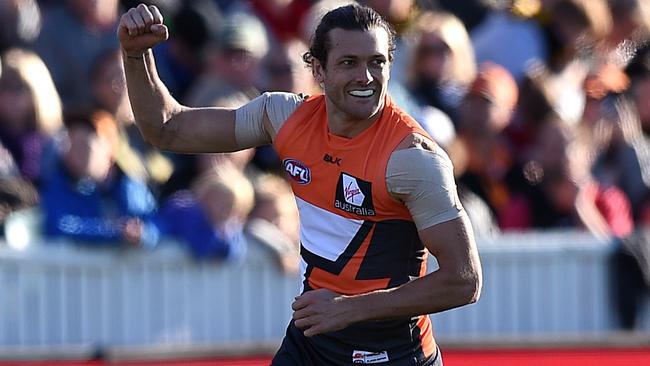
352, 350, 389, 364
335, 173, 375, 216
283, 158, 311, 184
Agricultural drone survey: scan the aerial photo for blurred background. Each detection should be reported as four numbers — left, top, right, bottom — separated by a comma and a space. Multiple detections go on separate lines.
0, 0, 650, 365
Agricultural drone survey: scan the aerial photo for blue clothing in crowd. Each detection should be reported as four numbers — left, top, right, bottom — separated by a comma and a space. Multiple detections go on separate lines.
40, 159, 158, 246
155, 190, 246, 260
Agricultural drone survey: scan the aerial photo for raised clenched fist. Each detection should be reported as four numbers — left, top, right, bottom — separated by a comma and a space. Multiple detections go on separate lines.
118, 4, 168, 57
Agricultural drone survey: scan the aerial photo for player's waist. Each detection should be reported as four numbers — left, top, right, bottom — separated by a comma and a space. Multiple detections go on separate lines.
290, 317, 436, 365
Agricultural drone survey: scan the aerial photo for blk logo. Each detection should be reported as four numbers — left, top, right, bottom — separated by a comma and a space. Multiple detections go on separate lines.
323, 153, 342, 166
283, 158, 311, 184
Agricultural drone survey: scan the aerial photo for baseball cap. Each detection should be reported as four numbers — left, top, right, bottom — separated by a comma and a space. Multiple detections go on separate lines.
220, 13, 269, 59
468, 62, 518, 111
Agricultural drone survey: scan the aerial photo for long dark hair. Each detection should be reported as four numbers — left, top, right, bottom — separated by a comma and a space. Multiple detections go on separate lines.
303, 4, 396, 70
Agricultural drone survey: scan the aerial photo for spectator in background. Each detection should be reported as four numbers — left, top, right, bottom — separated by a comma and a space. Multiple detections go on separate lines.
160, 148, 257, 200
445, 137, 500, 238
249, 0, 312, 43
360, 0, 415, 33
261, 38, 318, 95
90, 47, 174, 192
0, 53, 39, 234
505, 70, 558, 158
471, 0, 547, 82
246, 172, 300, 273
33, 0, 121, 110
626, 48, 650, 140
185, 12, 269, 107
429, 0, 489, 32
535, 0, 613, 125
0, 48, 62, 186
299, 0, 357, 45
456, 62, 518, 225
405, 11, 476, 123
625, 51, 650, 223
0, 0, 41, 52
530, 117, 633, 238
603, 0, 650, 66
40, 110, 158, 247
0, 174, 39, 236
153, 0, 222, 100
608, 43, 650, 329
579, 64, 630, 131
155, 163, 254, 261
91, 48, 133, 125
580, 63, 649, 222
541, 0, 612, 72
500, 71, 562, 230
590, 95, 650, 225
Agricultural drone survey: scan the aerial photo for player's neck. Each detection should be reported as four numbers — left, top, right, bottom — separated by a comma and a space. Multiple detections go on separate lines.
326, 104, 383, 139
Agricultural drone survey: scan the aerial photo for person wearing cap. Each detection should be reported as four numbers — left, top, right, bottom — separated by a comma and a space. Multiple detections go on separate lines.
118, 3, 482, 365
184, 12, 269, 107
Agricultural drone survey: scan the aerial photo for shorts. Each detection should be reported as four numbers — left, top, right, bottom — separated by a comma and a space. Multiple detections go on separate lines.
270, 321, 443, 366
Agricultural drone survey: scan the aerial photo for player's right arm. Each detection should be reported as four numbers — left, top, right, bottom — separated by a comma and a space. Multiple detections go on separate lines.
118, 4, 256, 153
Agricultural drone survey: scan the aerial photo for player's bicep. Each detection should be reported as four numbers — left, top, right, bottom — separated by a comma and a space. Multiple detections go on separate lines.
418, 215, 480, 278
418, 216, 468, 262
388, 147, 481, 285
160, 106, 238, 153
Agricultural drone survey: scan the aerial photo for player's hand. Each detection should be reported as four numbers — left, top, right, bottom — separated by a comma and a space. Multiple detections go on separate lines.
291, 288, 355, 337
118, 4, 168, 56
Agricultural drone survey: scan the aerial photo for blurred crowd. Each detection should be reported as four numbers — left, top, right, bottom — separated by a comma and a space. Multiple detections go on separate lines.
0, 0, 649, 278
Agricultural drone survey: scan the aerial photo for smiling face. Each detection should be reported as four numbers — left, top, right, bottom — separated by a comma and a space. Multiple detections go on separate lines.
312, 27, 391, 132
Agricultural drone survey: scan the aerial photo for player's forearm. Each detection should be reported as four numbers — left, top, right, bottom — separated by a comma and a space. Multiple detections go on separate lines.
345, 262, 482, 323
123, 49, 182, 149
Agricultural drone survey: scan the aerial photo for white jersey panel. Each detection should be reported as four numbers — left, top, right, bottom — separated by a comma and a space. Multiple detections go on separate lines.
296, 196, 364, 262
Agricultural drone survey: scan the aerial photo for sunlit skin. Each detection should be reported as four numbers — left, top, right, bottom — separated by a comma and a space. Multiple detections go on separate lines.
312, 27, 391, 138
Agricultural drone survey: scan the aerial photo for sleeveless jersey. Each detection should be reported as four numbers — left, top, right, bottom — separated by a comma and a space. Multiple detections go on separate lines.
274, 95, 437, 365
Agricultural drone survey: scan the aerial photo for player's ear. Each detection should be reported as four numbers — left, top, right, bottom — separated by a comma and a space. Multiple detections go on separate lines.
312, 58, 325, 85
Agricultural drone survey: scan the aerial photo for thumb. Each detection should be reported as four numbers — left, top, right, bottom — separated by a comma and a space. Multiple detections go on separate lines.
150, 24, 169, 38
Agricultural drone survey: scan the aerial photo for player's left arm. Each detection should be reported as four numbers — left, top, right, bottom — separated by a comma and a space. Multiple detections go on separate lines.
292, 137, 482, 336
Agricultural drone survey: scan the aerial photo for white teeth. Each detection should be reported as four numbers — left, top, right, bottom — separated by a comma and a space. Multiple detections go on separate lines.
348, 89, 374, 97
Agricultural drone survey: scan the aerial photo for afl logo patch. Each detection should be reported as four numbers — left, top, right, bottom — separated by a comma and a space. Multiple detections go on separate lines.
283, 158, 311, 184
